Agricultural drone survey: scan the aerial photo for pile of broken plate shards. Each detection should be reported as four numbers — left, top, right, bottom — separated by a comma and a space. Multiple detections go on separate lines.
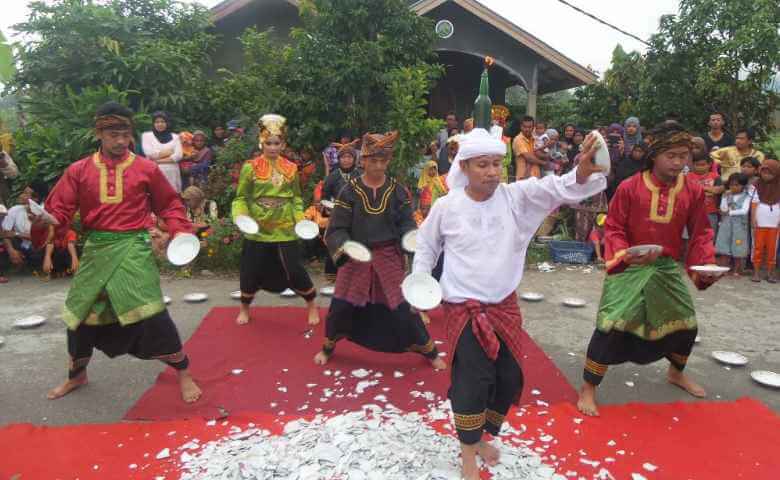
178, 403, 565, 480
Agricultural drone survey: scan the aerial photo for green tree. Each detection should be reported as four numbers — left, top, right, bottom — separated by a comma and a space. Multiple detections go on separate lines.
640, 0, 780, 135
0, 30, 14, 84
11, 0, 215, 123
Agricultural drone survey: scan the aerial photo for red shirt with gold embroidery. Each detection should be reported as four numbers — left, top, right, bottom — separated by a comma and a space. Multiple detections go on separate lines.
43, 151, 191, 236
604, 171, 715, 287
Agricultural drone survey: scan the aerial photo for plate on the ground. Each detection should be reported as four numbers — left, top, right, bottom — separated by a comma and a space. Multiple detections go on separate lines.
13, 315, 46, 328
280, 288, 297, 297
343, 240, 372, 263
183, 293, 208, 303
28, 199, 58, 225
690, 265, 730, 275
695, 335, 701, 343
521, 292, 545, 302
627, 244, 663, 256
562, 297, 587, 308
401, 229, 418, 253
230, 290, 242, 300
163, 295, 171, 305
591, 130, 611, 175
750, 370, 780, 388
167, 233, 201, 266
295, 220, 319, 240
321, 200, 335, 210
401, 272, 442, 311
235, 215, 259, 235
319, 285, 335, 296
0, 336, 5, 346
711, 350, 748, 366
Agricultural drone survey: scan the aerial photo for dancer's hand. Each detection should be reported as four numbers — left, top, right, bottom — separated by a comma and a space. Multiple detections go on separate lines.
575, 133, 607, 184
150, 228, 171, 256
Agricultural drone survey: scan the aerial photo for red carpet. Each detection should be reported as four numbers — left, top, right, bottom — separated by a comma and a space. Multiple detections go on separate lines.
2, 399, 778, 479
125, 306, 577, 421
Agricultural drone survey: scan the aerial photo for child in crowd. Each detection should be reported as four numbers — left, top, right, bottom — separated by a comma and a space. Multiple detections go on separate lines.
716, 173, 751, 276
179, 131, 195, 188
0, 204, 8, 283
413, 189, 432, 227
42, 225, 79, 279
688, 156, 722, 232
740, 156, 761, 198
589, 213, 606, 264
751, 158, 780, 283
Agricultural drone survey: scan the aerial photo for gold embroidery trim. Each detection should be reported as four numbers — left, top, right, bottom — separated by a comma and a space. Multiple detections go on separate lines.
93, 152, 136, 204
352, 178, 396, 215
642, 171, 684, 224
117, 301, 166, 325
454, 412, 486, 431
486, 409, 505, 427
585, 358, 608, 376
334, 199, 352, 210
408, 339, 435, 354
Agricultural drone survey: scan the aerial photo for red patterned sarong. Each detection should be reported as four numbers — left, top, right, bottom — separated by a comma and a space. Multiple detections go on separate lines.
443, 293, 524, 370
333, 243, 405, 309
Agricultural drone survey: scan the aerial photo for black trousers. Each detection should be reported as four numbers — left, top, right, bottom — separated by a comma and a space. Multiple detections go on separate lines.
66, 309, 189, 379
322, 298, 438, 360
583, 328, 697, 386
449, 321, 524, 445
239, 240, 316, 301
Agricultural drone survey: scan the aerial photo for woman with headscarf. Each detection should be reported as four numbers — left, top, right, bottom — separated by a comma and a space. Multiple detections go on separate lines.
623, 117, 643, 158
142, 111, 183, 192
418, 160, 449, 207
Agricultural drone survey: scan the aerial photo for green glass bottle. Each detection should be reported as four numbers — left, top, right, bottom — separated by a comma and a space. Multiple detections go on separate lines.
473, 59, 493, 129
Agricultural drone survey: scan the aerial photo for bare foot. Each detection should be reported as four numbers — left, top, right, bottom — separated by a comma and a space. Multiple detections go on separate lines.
577, 383, 600, 417
179, 372, 202, 403
461, 444, 480, 480
667, 367, 706, 398
307, 305, 321, 326
313, 351, 330, 365
476, 441, 501, 467
47, 374, 88, 400
236, 309, 250, 325
430, 357, 447, 371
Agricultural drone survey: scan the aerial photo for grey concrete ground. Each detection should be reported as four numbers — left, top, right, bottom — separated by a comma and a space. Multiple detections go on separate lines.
0, 266, 778, 427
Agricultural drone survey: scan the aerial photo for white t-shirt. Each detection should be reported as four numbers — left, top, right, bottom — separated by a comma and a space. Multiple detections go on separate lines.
2, 204, 32, 249
413, 170, 606, 304
752, 196, 780, 228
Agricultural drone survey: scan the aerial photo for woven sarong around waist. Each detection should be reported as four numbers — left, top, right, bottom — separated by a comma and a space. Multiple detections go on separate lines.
333, 243, 405, 309
62, 230, 164, 330
597, 256, 696, 341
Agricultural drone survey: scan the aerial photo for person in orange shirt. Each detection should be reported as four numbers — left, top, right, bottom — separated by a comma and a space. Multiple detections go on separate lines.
512, 115, 544, 180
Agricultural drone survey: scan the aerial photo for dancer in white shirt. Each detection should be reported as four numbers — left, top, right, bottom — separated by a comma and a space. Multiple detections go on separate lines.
413, 125, 605, 479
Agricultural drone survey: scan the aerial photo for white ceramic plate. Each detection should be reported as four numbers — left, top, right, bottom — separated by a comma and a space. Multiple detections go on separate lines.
28, 199, 58, 225
321, 200, 335, 210
750, 370, 780, 388
590, 130, 611, 175
235, 215, 259, 235
695, 335, 701, 344
401, 230, 418, 253
230, 290, 242, 300
163, 295, 172, 305
319, 285, 335, 296
562, 297, 587, 308
521, 292, 545, 302
0, 336, 5, 346
401, 272, 442, 311
691, 265, 730, 275
13, 315, 46, 328
343, 240, 372, 263
295, 220, 319, 240
711, 350, 748, 366
183, 293, 209, 303
280, 288, 297, 298
167, 233, 201, 266
627, 244, 663, 256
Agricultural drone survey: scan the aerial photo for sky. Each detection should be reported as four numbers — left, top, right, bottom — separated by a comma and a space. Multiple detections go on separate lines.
0, 0, 681, 75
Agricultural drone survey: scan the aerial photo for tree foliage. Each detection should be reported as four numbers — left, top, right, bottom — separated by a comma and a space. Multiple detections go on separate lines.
575, 0, 779, 136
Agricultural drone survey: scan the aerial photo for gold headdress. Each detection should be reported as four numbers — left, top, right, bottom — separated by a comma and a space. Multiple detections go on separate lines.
361, 131, 400, 158
491, 105, 510, 122
258, 114, 288, 143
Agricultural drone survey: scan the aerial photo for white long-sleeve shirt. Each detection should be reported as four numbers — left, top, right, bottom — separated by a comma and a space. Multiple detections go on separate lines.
141, 131, 183, 193
412, 170, 606, 304
719, 192, 750, 217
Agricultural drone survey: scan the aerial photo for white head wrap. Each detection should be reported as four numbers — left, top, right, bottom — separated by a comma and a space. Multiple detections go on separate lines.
446, 128, 507, 190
